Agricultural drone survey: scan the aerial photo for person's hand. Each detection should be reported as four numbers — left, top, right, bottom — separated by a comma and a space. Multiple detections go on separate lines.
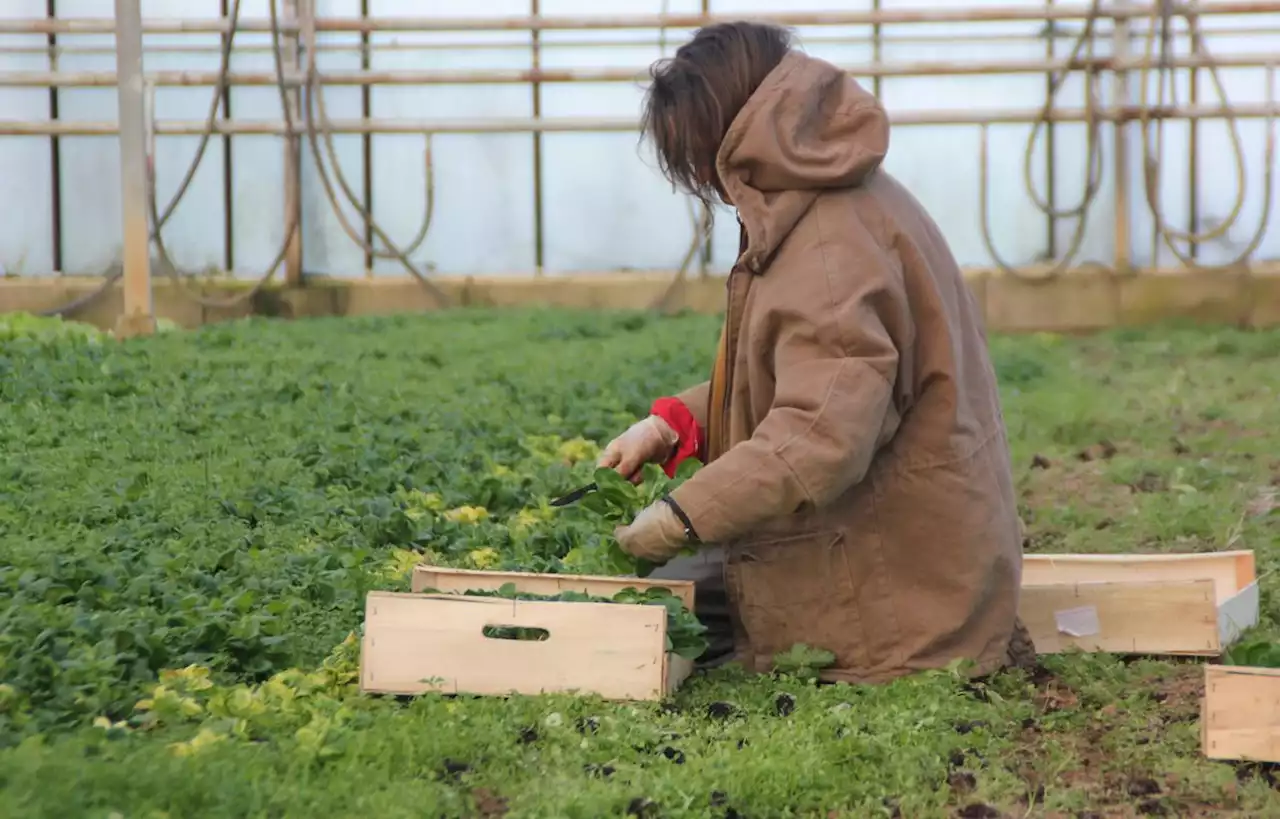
614, 500, 688, 563
597, 415, 678, 482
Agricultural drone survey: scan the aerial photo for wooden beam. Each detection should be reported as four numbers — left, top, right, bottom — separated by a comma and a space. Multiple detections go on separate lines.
4, 266, 1280, 332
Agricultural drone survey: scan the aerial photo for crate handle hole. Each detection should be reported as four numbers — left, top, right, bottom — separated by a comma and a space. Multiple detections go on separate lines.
482, 625, 550, 642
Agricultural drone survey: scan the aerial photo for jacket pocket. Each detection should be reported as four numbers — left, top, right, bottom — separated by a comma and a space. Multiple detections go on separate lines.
724, 530, 866, 672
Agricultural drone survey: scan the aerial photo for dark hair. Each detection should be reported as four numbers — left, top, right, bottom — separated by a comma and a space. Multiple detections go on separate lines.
641, 21, 794, 206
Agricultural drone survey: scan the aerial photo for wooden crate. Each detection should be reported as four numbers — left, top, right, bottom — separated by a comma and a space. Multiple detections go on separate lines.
1018, 550, 1258, 656
359, 568, 697, 701
1202, 664, 1280, 763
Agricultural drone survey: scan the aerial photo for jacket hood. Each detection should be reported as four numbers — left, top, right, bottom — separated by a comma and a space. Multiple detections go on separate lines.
715, 50, 890, 272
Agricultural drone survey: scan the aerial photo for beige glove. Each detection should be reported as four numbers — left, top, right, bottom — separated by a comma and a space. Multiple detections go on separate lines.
597, 415, 678, 482
614, 500, 689, 563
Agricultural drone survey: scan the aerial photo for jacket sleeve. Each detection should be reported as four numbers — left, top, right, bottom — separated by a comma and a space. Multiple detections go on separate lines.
668, 259, 903, 546
673, 381, 710, 430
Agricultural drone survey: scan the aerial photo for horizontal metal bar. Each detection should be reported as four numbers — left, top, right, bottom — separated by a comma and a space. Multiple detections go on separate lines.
0, 25, 1261, 55
4, 2, 1279, 35
3, 52, 1277, 87
2, 103, 1276, 136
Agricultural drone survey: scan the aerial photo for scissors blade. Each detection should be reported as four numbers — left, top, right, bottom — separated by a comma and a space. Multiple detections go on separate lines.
550, 482, 597, 507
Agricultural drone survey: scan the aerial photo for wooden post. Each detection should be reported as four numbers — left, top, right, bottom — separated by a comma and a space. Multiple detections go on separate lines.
282, 0, 303, 286
112, 0, 155, 337
1111, 0, 1132, 275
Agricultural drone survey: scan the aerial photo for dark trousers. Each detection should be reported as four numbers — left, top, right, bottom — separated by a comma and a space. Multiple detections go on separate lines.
646, 546, 737, 668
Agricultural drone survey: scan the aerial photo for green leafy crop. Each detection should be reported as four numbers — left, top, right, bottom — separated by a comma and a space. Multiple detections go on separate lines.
426, 581, 709, 660
1222, 638, 1280, 668
0, 311, 110, 344
565, 459, 703, 577
771, 644, 837, 682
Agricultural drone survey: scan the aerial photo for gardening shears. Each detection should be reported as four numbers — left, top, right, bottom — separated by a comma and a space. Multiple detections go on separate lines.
550, 466, 641, 507
550, 482, 598, 507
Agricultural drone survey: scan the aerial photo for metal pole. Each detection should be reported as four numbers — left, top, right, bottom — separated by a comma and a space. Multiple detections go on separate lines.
112, 0, 155, 337
6, 25, 1280, 53
2, 101, 1274, 137
47, 0, 63, 275
698, 0, 712, 276
531, 0, 544, 276
220, 0, 234, 271
12, 3, 1280, 34
1187, 17, 1200, 261
6, 52, 1280, 86
871, 0, 883, 99
1044, 0, 1058, 260
360, 0, 373, 275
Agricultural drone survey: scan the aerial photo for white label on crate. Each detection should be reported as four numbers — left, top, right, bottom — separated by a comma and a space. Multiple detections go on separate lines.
1054, 605, 1100, 637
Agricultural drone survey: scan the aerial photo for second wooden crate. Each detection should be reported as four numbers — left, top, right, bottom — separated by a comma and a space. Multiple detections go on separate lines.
1018, 550, 1258, 656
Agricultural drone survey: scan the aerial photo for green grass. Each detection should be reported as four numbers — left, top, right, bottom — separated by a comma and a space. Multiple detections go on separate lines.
1, 309, 1279, 818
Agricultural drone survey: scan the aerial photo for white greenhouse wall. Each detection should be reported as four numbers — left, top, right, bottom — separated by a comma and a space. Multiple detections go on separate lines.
1, 1, 1278, 278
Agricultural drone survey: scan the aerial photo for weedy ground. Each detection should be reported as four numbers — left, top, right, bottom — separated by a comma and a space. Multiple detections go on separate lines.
1, 309, 1279, 818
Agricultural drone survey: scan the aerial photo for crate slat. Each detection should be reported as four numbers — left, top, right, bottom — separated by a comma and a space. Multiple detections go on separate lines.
1022, 550, 1255, 605
1019, 579, 1220, 655
411, 565, 696, 610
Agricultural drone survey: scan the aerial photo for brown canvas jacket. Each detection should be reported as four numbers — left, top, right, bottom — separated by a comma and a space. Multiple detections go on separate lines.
667, 50, 1024, 683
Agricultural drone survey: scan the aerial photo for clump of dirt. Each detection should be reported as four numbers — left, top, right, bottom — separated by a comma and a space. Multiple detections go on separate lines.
1128, 472, 1166, 494
1028, 663, 1081, 714
949, 770, 978, 795
1234, 761, 1280, 789
1128, 778, 1162, 797
706, 701, 737, 720
440, 759, 471, 782
1076, 440, 1118, 462
954, 719, 990, 735
471, 788, 509, 818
